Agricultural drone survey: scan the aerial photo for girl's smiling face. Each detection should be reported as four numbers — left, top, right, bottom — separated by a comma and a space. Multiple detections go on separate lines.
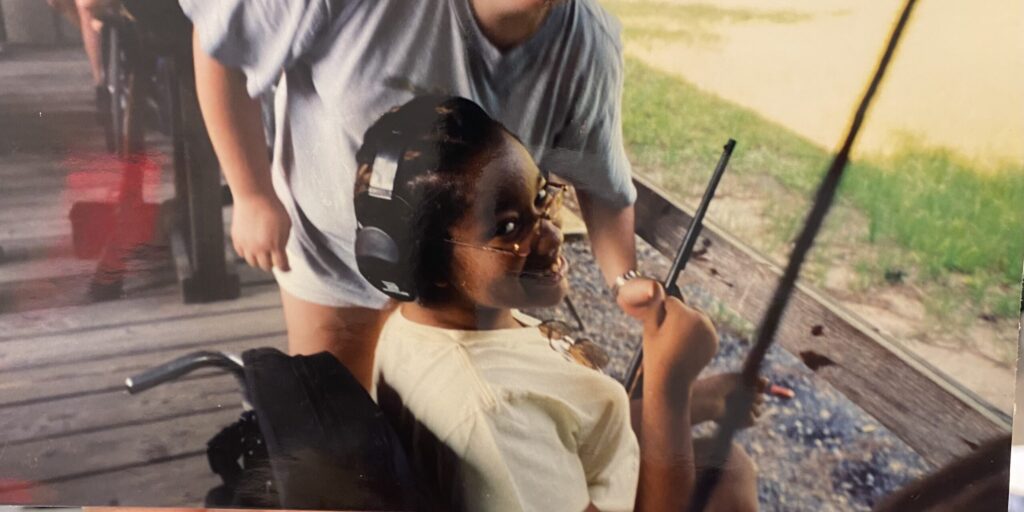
445, 131, 568, 311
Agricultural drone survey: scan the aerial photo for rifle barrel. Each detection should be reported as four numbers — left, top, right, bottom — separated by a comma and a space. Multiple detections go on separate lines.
625, 139, 736, 397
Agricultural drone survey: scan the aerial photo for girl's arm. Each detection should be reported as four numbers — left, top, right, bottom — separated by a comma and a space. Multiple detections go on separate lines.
636, 361, 698, 511
192, 29, 291, 272
618, 279, 719, 512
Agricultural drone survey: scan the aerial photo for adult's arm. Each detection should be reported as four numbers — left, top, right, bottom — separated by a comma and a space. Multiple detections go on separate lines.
576, 190, 637, 287
181, 0, 333, 271
635, 367, 697, 510
555, 38, 637, 289
192, 30, 291, 272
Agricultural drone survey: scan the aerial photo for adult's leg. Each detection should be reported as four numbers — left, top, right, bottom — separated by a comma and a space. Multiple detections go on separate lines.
279, 288, 389, 391
47, 0, 79, 27
74, 0, 103, 86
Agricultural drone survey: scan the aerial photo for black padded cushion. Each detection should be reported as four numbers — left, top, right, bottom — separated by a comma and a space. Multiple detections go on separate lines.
242, 348, 417, 510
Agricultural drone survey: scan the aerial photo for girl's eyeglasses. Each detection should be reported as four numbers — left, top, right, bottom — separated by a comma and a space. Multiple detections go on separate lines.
444, 181, 568, 257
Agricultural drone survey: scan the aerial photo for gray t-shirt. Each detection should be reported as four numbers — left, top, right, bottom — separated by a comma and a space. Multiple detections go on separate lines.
181, 0, 636, 308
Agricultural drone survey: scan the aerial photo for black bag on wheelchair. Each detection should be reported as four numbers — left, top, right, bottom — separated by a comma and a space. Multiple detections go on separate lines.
199, 348, 418, 510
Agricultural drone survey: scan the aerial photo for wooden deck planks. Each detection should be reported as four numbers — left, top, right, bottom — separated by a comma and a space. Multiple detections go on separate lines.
0, 286, 278, 344
3, 393, 241, 481
2, 427, 225, 507
3, 376, 241, 445
0, 46, 286, 507
1, 331, 285, 403
22, 452, 216, 507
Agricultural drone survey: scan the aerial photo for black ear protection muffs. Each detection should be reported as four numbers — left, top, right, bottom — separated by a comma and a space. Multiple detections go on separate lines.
354, 130, 419, 302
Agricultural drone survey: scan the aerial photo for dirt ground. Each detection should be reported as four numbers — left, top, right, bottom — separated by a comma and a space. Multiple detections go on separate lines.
611, 0, 1022, 412
616, 0, 1024, 166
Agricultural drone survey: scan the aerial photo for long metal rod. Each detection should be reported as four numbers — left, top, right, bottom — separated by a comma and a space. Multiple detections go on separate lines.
690, 1, 920, 509
625, 139, 735, 397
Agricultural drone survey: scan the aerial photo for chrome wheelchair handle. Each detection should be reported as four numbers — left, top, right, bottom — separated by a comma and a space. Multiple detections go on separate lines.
126, 350, 245, 394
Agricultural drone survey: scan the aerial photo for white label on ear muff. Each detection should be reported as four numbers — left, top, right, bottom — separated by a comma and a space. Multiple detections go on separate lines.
369, 147, 401, 200
382, 280, 410, 297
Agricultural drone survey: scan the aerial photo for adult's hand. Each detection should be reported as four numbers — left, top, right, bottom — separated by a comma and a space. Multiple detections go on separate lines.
232, 192, 291, 272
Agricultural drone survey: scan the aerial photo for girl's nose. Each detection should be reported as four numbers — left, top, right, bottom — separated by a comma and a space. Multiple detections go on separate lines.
532, 218, 563, 258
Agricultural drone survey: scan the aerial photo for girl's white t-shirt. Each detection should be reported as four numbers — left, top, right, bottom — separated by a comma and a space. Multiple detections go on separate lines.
373, 309, 639, 512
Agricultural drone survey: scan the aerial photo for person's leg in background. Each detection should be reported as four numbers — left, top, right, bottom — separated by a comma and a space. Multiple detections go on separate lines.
74, 0, 102, 85
72, 0, 107, 121
0, 0, 8, 53
47, 0, 79, 26
280, 288, 390, 391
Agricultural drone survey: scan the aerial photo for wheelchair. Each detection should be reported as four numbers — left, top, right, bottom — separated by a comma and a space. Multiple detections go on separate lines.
126, 348, 418, 510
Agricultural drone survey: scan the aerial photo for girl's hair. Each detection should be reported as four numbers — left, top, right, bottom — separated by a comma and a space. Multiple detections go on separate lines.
354, 96, 507, 305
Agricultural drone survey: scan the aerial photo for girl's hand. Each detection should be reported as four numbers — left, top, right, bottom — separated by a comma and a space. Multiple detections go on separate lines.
692, 373, 768, 428
231, 192, 291, 273
618, 279, 718, 400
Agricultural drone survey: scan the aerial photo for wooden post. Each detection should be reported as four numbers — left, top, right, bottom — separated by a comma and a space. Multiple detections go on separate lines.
170, 49, 239, 303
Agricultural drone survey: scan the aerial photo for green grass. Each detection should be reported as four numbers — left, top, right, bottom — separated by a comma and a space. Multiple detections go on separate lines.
841, 148, 1024, 282
621, 57, 1024, 320
622, 59, 826, 191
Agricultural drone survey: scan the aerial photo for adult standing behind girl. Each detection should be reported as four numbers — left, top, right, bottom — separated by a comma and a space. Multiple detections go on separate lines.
181, 0, 640, 389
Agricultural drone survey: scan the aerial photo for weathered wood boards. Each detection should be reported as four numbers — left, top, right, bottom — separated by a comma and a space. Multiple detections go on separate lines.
631, 175, 1010, 467
0, 46, 274, 506
0, 289, 287, 506
168, 51, 240, 303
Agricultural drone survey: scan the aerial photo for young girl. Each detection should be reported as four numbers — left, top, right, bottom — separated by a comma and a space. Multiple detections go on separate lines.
354, 96, 758, 512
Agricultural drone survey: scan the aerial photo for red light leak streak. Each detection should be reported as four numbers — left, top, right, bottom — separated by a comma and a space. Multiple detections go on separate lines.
73, 152, 164, 282
6, 150, 167, 309
62, 151, 165, 203
0, 478, 54, 504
